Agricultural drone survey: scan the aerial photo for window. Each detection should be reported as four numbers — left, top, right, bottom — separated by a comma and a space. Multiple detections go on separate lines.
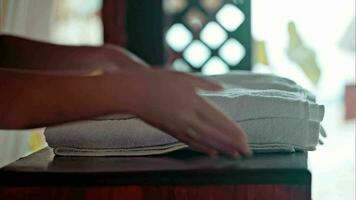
164, 0, 251, 74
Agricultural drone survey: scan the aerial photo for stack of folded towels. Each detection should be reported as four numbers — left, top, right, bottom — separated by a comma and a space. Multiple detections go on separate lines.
45, 71, 325, 156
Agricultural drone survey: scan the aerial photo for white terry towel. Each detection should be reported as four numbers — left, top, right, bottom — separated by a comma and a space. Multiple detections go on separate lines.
204, 71, 316, 102
44, 72, 325, 156
100, 89, 324, 123
45, 117, 321, 156
199, 88, 323, 122
100, 72, 323, 122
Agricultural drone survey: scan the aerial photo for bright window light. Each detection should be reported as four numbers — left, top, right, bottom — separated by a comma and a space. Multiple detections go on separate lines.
183, 40, 211, 68
166, 23, 193, 52
200, 21, 228, 49
216, 4, 245, 32
219, 38, 245, 65
202, 56, 229, 75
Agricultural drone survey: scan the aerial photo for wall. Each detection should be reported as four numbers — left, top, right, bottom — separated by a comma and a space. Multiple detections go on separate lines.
0, 0, 53, 167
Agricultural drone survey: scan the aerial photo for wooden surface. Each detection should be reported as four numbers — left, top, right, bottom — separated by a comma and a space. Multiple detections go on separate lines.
102, 0, 127, 46
0, 185, 310, 200
0, 148, 311, 199
0, 147, 310, 186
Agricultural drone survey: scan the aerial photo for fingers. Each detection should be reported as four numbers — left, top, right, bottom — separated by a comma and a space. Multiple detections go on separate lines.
188, 142, 218, 158
170, 128, 218, 157
145, 116, 220, 158
187, 115, 245, 158
163, 112, 243, 158
184, 134, 219, 157
195, 98, 252, 157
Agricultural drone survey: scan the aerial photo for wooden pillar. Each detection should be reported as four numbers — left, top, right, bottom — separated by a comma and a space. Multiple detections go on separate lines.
102, 0, 127, 47
102, 0, 164, 66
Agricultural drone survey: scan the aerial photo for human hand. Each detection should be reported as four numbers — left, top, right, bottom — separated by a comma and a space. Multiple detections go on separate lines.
125, 69, 251, 158
103, 44, 149, 71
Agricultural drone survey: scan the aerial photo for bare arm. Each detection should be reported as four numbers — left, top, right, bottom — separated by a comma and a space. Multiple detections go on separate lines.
0, 68, 251, 158
0, 68, 133, 128
0, 34, 147, 71
0, 35, 251, 157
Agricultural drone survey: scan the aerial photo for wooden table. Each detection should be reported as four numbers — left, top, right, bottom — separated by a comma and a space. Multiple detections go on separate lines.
0, 147, 311, 200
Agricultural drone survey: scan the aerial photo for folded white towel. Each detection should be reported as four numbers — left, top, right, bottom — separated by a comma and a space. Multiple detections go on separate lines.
101, 87, 324, 123
44, 72, 325, 156
46, 117, 321, 156
200, 88, 324, 122
204, 71, 316, 102
100, 72, 323, 122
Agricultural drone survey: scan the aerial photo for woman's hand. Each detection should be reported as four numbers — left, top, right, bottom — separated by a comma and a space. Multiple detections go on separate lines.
0, 35, 250, 157
124, 69, 251, 158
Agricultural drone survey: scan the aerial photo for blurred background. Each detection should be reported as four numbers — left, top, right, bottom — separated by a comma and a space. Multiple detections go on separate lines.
0, 0, 354, 199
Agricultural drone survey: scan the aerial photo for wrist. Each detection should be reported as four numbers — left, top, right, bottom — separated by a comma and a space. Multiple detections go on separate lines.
103, 69, 153, 115
103, 44, 150, 70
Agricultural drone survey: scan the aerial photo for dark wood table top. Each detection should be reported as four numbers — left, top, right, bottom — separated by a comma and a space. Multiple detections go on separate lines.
0, 147, 310, 186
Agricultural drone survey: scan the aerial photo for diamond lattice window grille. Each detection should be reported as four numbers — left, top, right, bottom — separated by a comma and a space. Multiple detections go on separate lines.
164, 0, 188, 15
183, 40, 211, 68
219, 38, 246, 65
200, 21, 228, 49
166, 23, 193, 52
202, 56, 229, 75
164, 0, 251, 73
216, 4, 245, 32
184, 8, 207, 32
200, 0, 223, 13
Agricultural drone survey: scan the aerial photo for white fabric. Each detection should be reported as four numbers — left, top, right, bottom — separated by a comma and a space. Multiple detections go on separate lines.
45, 72, 325, 156
0, 0, 53, 40
102, 72, 324, 122
46, 117, 321, 156
205, 71, 316, 102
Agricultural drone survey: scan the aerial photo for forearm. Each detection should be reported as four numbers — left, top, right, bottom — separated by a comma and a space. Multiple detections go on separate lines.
0, 68, 251, 157
0, 35, 147, 71
0, 69, 137, 129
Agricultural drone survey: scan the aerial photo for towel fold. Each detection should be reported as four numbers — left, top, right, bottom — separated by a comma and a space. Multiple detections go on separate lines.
44, 71, 325, 156
46, 117, 321, 156
200, 88, 324, 122
205, 71, 316, 102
